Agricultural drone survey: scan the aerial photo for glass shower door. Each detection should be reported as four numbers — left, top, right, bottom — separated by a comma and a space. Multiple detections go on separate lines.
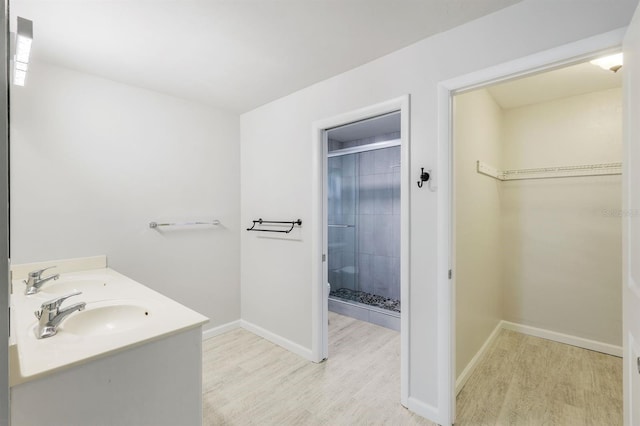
327, 153, 358, 300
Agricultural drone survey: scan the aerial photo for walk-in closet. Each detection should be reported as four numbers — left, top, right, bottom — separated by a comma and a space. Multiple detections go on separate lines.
453, 57, 623, 423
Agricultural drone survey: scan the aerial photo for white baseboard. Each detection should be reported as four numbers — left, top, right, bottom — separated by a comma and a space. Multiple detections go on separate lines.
239, 319, 314, 361
202, 320, 241, 340
455, 321, 503, 395
201, 319, 314, 361
501, 321, 622, 357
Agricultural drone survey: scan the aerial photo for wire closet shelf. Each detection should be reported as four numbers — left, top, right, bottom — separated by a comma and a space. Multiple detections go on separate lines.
476, 161, 622, 181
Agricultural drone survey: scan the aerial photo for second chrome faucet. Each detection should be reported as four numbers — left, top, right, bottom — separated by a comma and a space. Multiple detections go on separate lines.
24, 266, 59, 295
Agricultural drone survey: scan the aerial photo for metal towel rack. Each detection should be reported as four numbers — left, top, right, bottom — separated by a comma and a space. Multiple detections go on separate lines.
149, 220, 221, 229
246, 218, 302, 234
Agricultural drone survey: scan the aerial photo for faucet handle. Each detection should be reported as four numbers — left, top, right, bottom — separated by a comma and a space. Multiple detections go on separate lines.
40, 290, 82, 312
28, 266, 57, 279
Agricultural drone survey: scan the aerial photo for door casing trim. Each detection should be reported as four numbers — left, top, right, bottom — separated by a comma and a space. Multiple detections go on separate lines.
311, 95, 411, 406
438, 27, 626, 425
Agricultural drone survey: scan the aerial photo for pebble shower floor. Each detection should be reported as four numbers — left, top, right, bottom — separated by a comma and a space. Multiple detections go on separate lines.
329, 288, 400, 313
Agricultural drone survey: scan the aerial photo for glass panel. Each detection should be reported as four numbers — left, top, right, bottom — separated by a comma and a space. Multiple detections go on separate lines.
328, 153, 358, 295
328, 146, 401, 314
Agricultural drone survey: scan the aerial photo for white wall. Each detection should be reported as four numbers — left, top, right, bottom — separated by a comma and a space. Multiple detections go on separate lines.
454, 89, 504, 377
10, 62, 241, 331
502, 88, 622, 345
240, 0, 636, 419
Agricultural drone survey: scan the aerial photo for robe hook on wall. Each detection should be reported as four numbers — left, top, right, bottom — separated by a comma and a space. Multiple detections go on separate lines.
417, 168, 430, 188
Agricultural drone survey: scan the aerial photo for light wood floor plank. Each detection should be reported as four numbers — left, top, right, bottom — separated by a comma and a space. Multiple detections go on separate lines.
203, 312, 433, 425
456, 329, 622, 426
202, 315, 621, 425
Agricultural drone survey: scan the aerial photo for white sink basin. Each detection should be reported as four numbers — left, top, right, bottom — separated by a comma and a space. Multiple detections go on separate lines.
62, 302, 151, 337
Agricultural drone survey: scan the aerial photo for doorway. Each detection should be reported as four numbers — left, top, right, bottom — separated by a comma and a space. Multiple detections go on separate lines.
311, 95, 410, 405
451, 56, 623, 423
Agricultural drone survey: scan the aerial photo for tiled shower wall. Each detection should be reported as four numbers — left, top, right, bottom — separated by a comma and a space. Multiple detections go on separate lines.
358, 145, 400, 300
328, 133, 400, 301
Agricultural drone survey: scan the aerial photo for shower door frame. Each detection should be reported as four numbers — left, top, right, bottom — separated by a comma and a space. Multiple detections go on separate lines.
327, 139, 402, 315
311, 95, 411, 406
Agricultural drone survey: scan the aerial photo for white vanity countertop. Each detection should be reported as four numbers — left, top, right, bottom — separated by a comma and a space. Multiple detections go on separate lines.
10, 265, 208, 386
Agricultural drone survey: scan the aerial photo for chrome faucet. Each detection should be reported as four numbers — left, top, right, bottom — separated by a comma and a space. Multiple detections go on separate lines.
34, 291, 86, 339
24, 266, 60, 295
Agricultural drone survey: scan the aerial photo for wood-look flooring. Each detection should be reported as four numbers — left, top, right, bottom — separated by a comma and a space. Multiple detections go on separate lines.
456, 329, 622, 426
202, 312, 432, 425
202, 313, 622, 425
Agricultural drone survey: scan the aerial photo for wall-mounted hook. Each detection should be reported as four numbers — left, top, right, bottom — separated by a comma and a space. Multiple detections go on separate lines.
417, 168, 430, 188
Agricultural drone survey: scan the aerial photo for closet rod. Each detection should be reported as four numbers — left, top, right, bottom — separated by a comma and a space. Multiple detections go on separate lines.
477, 161, 622, 181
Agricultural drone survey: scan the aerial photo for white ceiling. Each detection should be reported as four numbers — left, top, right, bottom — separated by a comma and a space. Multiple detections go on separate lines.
486, 59, 623, 109
11, 0, 523, 113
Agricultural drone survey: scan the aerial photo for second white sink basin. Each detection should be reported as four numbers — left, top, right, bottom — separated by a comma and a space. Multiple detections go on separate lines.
62, 301, 151, 336
40, 278, 110, 296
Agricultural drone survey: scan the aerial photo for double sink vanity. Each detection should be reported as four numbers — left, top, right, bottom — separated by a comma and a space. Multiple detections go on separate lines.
8, 255, 209, 425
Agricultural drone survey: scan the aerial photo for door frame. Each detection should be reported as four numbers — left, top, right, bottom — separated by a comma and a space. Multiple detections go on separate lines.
1, 1, 9, 424
437, 28, 627, 424
311, 95, 410, 405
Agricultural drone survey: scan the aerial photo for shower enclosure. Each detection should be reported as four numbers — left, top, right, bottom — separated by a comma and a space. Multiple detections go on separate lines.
327, 134, 401, 330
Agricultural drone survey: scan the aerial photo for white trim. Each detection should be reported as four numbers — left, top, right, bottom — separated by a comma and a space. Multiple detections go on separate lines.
502, 321, 622, 357
203, 319, 315, 361
311, 116, 327, 363
407, 397, 440, 423
437, 83, 455, 426
627, 333, 640, 425
628, 266, 640, 300
240, 319, 314, 360
439, 28, 627, 426
311, 95, 411, 406
399, 95, 411, 407
448, 28, 626, 95
201, 320, 241, 340
455, 321, 503, 395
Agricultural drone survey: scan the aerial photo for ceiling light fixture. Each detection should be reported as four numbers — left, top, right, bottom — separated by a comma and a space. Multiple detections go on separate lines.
590, 53, 623, 73
13, 17, 33, 86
